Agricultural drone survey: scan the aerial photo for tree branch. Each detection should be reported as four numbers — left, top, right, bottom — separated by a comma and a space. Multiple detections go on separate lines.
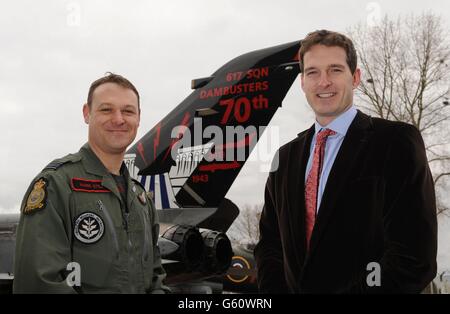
435, 172, 450, 184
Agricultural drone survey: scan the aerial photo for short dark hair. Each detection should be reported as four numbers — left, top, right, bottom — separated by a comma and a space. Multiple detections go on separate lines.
298, 30, 358, 74
87, 72, 140, 109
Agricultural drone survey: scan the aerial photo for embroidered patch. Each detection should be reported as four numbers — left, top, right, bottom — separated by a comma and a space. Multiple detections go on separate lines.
138, 191, 147, 205
74, 212, 105, 244
24, 178, 48, 214
71, 178, 110, 193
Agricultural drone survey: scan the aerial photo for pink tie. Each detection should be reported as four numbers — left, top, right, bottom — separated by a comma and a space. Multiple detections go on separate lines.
305, 128, 336, 249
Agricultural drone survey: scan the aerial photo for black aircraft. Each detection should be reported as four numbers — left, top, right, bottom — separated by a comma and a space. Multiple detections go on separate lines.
0, 40, 301, 294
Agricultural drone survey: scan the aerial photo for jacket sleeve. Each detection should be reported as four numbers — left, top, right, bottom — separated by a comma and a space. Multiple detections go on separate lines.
148, 200, 170, 294
254, 152, 289, 293
348, 124, 437, 293
13, 173, 77, 294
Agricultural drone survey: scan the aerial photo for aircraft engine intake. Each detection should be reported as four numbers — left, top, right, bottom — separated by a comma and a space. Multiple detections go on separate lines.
160, 224, 204, 270
200, 229, 233, 274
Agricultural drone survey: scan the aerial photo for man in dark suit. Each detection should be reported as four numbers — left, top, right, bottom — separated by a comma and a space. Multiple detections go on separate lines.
254, 30, 437, 293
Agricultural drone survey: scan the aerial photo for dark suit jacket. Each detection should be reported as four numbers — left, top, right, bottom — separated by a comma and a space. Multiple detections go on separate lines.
254, 110, 437, 293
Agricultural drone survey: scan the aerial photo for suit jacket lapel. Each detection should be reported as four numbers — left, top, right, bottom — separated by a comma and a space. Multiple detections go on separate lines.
288, 124, 315, 267
308, 111, 372, 254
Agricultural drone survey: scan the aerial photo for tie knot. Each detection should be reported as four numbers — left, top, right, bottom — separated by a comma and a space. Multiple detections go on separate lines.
317, 128, 336, 142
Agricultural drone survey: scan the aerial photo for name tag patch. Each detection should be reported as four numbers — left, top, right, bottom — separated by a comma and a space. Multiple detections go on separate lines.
71, 178, 110, 193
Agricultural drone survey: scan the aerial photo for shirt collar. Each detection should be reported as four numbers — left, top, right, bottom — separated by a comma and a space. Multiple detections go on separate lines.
314, 105, 357, 136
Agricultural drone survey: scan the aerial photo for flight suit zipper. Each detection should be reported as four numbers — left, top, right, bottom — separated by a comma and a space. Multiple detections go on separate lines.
123, 212, 133, 261
123, 210, 137, 293
124, 212, 129, 231
140, 208, 150, 261
97, 200, 120, 259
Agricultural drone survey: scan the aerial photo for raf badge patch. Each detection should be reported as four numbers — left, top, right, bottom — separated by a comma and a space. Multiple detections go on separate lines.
74, 212, 105, 244
24, 178, 48, 214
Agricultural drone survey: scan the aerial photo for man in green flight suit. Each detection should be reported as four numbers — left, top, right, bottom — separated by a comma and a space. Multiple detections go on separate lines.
14, 73, 168, 293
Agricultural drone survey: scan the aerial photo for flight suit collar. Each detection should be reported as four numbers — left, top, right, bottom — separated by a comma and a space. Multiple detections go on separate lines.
117, 163, 138, 211
79, 143, 110, 177
78, 143, 138, 208
78, 143, 122, 203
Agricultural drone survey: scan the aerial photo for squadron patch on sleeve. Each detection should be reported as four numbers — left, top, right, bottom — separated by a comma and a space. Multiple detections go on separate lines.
24, 178, 48, 215
74, 212, 105, 244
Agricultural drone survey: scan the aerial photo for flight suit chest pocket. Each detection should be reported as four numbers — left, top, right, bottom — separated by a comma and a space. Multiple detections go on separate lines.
131, 198, 155, 289
130, 197, 153, 254
71, 195, 122, 289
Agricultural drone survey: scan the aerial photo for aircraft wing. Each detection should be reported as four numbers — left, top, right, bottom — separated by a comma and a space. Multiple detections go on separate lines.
0, 214, 18, 293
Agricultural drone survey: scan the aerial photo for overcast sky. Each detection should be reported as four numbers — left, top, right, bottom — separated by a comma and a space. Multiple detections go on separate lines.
1, 0, 449, 272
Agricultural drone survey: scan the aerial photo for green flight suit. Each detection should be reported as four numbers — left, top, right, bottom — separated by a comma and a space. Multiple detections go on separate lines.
13, 144, 167, 293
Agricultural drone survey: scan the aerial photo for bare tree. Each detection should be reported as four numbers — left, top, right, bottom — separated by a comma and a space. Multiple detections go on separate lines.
349, 13, 450, 215
227, 204, 262, 246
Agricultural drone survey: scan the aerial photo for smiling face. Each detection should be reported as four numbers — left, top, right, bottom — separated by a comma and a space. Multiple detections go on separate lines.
301, 44, 361, 126
83, 82, 140, 156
